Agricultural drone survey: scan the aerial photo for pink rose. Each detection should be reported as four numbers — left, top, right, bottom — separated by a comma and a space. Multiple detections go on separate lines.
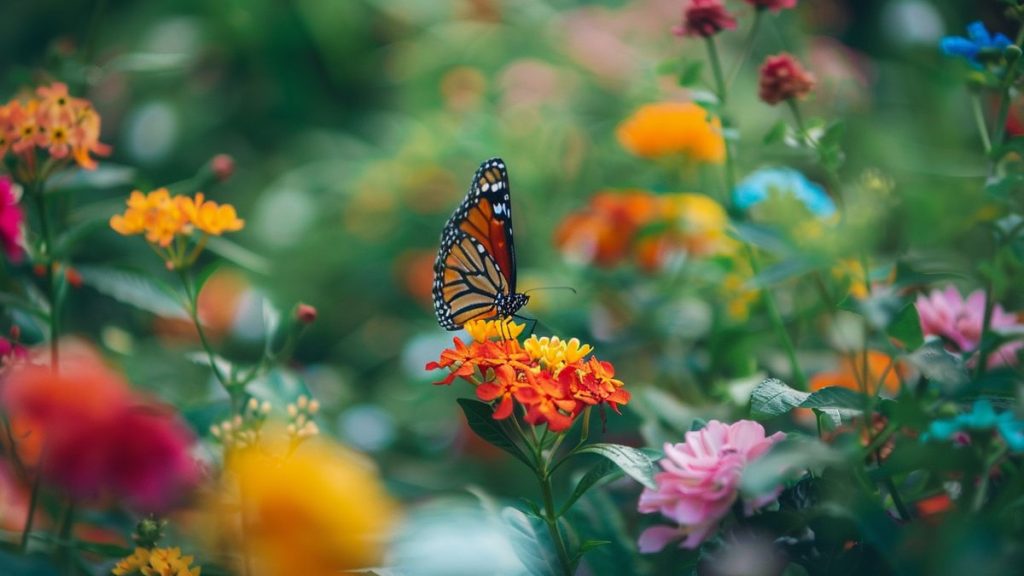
637, 420, 785, 552
915, 286, 1023, 369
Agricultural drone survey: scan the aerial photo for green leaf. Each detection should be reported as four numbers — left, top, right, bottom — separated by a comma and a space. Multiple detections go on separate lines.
205, 236, 271, 275
763, 121, 789, 145
502, 506, 560, 576
887, 303, 924, 350
76, 265, 187, 319
44, 163, 137, 192
740, 436, 843, 496
560, 458, 623, 516
907, 341, 969, 393
750, 378, 809, 419
800, 387, 866, 411
576, 443, 657, 490
679, 60, 704, 87
0, 292, 48, 319
457, 399, 535, 470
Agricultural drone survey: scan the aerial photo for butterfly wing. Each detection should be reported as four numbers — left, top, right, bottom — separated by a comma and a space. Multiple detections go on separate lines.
433, 158, 518, 330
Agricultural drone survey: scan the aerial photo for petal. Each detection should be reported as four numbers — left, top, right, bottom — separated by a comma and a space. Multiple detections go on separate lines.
637, 525, 683, 553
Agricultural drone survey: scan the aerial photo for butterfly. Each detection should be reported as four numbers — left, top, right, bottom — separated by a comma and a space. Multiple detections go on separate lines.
433, 157, 529, 330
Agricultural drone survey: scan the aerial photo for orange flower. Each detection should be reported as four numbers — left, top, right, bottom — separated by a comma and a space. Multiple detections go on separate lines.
554, 190, 658, 267
427, 324, 629, 432
808, 350, 904, 396
109, 188, 186, 248
178, 192, 245, 235
616, 102, 725, 163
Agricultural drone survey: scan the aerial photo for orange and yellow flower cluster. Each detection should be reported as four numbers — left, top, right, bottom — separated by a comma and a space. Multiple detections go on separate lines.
110, 188, 244, 268
554, 190, 731, 271
0, 82, 109, 174
112, 546, 201, 576
616, 102, 725, 163
426, 318, 630, 432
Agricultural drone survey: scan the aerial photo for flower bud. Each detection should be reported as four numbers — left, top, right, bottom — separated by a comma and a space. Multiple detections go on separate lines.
296, 303, 317, 325
64, 267, 82, 289
758, 53, 816, 105
132, 516, 167, 549
673, 0, 737, 38
211, 154, 235, 182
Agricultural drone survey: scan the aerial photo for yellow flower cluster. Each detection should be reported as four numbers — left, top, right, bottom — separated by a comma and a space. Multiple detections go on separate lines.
112, 546, 201, 576
464, 317, 525, 343
616, 102, 725, 164
110, 188, 244, 268
523, 335, 593, 369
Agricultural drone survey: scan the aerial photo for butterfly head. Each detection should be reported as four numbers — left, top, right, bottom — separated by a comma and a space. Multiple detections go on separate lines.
496, 291, 529, 319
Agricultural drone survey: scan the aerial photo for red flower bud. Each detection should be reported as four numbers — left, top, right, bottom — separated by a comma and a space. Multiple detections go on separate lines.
211, 154, 235, 182
296, 303, 317, 325
65, 267, 82, 289
758, 53, 816, 105
673, 0, 737, 38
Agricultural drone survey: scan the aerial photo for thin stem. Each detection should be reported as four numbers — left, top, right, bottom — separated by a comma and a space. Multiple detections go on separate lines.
745, 244, 806, 388
178, 271, 231, 391
883, 471, 911, 522
32, 185, 59, 371
973, 444, 1008, 512
727, 9, 764, 88
539, 468, 573, 576
18, 474, 40, 551
704, 36, 737, 198
56, 500, 76, 575
975, 281, 996, 380
972, 93, 993, 154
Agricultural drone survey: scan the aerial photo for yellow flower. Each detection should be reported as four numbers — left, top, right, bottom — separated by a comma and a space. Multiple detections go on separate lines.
523, 335, 593, 369
206, 436, 397, 576
113, 547, 201, 576
616, 102, 725, 163
177, 193, 245, 236
464, 318, 525, 343
109, 188, 187, 248
112, 547, 151, 575
659, 193, 729, 256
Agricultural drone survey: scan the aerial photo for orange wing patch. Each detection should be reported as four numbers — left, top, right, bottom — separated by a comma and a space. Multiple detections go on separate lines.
458, 199, 514, 286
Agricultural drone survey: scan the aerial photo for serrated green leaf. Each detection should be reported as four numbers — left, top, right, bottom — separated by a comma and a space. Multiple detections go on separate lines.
76, 265, 187, 318
457, 399, 535, 470
577, 443, 657, 490
750, 378, 809, 419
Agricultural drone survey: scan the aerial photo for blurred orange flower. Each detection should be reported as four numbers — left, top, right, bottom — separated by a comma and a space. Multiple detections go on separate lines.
554, 190, 657, 267
809, 350, 904, 396
616, 102, 725, 163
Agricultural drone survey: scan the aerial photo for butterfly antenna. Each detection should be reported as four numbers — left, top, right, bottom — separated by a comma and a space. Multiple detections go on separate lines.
523, 286, 578, 296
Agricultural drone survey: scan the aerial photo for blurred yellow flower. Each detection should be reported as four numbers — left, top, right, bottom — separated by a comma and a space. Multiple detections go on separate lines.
464, 318, 525, 343
659, 193, 729, 256
207, 436, 397, 576
523, 335, 593, 369
177, 192, 245, 236
616, 102, 725, 163
112, 546, 201, 576
109, 188, 186, 248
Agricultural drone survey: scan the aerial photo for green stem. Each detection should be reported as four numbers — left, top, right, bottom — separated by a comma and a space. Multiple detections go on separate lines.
883, 471, 911, 522
56, 500, 76, 575
975, 281, 997, 380
18, 474, 40, 551
178, 271, 232, 394
704, 36, 737, 198
745, 244, 806, 389
539, 468, 573, 576
32, 185, 59, 371
972, 93, 994, 154
973, 445, 1008, 512
727, 9, 764, 88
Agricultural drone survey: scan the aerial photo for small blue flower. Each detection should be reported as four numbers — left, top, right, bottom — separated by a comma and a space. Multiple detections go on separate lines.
940, 21, 1012, 63
734, 167, 835, 217
925, 399, 1024, 452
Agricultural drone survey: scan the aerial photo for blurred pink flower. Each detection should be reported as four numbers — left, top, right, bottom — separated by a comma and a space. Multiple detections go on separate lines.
915, 286, 1024, 369
1, 345, 199, 511
744, 0, 797, 12
637, 420, 785, 552
759, 53, 816, 105
674, 0, 737, 38
0, 176, 25, 262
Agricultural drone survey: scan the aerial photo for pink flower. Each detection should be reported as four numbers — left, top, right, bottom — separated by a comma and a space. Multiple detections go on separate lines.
673, 0, 738, 38
0, 176, 24, 262
915, 286, 1024, 369
758, 53, 816, 105
637, 420, 785, 552
744, 0, 797, 12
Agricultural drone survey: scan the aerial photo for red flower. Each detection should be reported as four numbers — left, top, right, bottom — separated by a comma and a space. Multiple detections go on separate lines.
1, 345, 198, 511
673, 0, 738, 38
759, 53, 816, 105
476, 365, 520, 420
744, 0, 797, 12
515, 371, 577, 432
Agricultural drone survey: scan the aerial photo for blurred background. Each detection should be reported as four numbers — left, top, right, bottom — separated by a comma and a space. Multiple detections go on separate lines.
0, 0, 1017, 572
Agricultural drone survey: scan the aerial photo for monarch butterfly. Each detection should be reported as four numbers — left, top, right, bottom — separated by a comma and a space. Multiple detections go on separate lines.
432, 157, 529, 330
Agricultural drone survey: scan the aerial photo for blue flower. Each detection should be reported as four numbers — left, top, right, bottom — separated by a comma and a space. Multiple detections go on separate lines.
940, 21, 1012, 63
733, 167, 835, 217
926, 399, 1024, 452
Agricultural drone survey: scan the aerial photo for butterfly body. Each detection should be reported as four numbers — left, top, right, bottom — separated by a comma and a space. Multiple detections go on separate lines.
433, 158, 529, 330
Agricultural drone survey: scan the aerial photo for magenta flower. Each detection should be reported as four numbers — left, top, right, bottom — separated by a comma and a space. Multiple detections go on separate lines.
637, 420, 785, 552
916, 286, 1024, 369
0, 176, 24, 262
673, 0, 738, 38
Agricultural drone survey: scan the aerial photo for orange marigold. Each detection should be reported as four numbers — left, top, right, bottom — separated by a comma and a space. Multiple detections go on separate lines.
616, 102, 725, 163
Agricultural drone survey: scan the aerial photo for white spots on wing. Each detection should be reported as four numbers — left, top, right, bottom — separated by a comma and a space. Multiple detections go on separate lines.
482, 183, 490, 192
476, 243, 485, 253
494, 203, 505, 215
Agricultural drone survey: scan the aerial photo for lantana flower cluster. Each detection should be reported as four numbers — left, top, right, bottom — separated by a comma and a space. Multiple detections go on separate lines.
112, 546, 201, 576
554, 189, 732, 272
110, 188, 245, 269
426, 318, 630, 432
0, 82, 109, 174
